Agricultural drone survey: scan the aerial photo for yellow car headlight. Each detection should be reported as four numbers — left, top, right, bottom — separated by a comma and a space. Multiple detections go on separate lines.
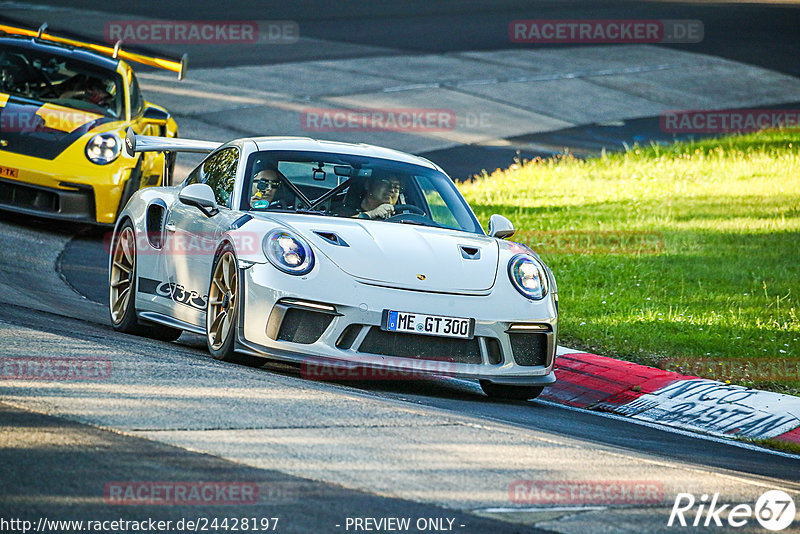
85, 133, 121, 165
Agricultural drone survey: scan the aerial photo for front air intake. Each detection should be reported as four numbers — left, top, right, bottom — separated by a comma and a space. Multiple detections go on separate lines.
267, 299, 338, 344
275, 308, 334, 344
509, 333, 549, 366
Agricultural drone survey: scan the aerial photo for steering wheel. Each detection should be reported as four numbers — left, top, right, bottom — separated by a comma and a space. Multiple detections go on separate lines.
29, 63, 56, 98
392, 203, 425, 216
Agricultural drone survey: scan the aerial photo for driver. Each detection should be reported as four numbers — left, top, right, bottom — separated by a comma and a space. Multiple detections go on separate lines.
59, 75, 112, 107
355, 175, 402, 219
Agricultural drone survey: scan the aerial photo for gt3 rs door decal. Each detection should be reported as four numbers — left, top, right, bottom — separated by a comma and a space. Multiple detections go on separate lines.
138, 277, 207, 310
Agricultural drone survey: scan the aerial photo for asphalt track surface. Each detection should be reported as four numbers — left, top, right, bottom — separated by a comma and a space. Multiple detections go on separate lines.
21, 0, 800, 77
0, 403, 530, 534
2, 2, 800, 533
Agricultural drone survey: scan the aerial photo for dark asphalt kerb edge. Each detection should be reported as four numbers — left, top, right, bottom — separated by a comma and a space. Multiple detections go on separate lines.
55, 229, 103, 304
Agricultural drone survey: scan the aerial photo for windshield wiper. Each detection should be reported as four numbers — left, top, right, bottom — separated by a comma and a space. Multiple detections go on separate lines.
250, 206, 331, 216
292, 207, 329, 215
394, 219, 442, 228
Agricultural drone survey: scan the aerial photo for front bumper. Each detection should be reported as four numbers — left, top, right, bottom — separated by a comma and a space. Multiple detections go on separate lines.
237, 260, 559, 387
0, 152, 134, 224
0, 177, 100, 224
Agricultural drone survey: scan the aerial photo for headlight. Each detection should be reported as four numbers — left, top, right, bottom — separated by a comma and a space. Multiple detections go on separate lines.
262, 229, 314, 275
85, 133, 121, 165
508, 254, 548, 300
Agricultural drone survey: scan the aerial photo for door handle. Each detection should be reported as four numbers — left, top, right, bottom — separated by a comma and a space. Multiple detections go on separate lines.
165, 222, 177, 233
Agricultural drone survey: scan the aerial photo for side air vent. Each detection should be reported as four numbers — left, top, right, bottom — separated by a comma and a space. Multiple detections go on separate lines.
459, 245, 480, 260
314, 231, 349, 247
145, 201, 166, 249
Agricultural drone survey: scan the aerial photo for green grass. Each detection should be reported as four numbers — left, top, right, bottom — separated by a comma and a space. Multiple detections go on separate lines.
458, 130, 800, 395
737, 436, 800, 455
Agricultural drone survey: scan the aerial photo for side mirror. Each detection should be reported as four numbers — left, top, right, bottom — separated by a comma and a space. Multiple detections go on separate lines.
179, 183, 218, 216
488, 214, 515, 239
143, 106, 170, 124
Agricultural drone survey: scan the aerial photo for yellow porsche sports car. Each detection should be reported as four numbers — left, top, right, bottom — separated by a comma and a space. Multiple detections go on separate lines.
0, 24, 186, 225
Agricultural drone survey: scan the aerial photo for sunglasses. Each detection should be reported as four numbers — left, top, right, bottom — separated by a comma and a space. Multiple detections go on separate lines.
257, 180, 282, 191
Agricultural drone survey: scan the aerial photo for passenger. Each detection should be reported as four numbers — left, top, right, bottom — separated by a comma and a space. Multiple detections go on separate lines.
250, 168, 285, 209
84, 80, 113, 107
354, 175, 402, 219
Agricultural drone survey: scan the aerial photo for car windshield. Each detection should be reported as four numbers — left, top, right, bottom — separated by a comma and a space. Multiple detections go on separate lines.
242, 150, 483, 234
0, 44, 124, 119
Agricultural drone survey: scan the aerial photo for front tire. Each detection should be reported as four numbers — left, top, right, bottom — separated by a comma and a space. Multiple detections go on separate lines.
480, 380, 544, 401
207, 246, 240, 361
109, 222, 139, 333
109, 221, 182, 341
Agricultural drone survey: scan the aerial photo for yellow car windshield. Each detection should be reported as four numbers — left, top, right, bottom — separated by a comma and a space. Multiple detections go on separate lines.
0, 45, 124, 119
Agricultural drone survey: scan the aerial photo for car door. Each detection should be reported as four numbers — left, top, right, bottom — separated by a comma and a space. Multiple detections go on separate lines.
164, 147, 240, 326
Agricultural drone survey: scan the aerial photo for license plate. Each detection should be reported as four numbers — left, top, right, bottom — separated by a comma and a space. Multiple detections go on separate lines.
382, 310, 474, 339
0, 165, 18, 179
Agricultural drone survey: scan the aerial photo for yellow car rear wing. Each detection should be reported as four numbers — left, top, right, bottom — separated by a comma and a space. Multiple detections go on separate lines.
0, 23, 188, 79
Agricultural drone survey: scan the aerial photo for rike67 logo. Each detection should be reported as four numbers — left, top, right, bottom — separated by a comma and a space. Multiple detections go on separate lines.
668, 490, 796, 531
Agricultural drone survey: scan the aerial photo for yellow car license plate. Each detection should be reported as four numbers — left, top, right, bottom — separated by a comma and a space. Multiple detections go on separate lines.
0, 165, 19, 179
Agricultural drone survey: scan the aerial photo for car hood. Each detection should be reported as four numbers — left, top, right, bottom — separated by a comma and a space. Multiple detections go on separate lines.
268, 215, 499, 293
0, 97, 113, 159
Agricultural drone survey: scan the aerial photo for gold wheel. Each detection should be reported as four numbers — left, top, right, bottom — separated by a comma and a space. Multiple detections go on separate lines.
207, 251, 237, 351
109, 226, 136, 325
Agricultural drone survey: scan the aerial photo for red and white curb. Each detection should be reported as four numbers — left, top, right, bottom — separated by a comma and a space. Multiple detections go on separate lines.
543, 348, 800, 447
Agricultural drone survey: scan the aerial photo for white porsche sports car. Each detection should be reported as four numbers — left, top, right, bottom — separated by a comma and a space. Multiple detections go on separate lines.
109, 130, 558, 399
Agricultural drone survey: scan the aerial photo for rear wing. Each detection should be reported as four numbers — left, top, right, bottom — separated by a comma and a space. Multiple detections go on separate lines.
0, 23, 188, 79
124, 128, 221, 157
